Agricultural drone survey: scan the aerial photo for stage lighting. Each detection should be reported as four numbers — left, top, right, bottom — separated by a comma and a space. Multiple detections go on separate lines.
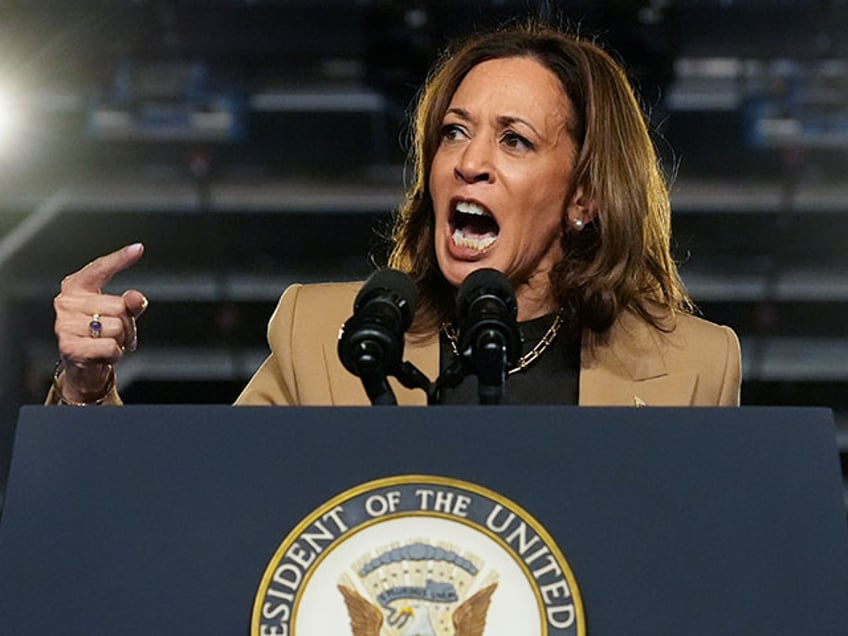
0, 87, 21, 153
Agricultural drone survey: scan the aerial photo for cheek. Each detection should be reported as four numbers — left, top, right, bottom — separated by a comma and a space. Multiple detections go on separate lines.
429, 150, 449, 191
518, 185, 568, 238
505, 159, 570, 222
430, 167, 455, 226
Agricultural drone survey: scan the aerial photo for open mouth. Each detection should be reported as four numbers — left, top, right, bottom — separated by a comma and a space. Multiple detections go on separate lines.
450, 200, 499, 251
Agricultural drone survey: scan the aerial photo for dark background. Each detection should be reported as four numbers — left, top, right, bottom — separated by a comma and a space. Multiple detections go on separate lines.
1, 0, 847, 505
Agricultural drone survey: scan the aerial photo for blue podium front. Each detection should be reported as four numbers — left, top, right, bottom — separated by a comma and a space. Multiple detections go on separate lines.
0, 406, 846, 635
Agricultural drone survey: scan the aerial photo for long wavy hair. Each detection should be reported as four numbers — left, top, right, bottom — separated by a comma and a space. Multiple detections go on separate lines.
387, 21, 691, 338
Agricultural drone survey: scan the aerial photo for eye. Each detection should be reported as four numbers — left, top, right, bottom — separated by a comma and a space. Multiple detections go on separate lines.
502, 131, 533, 151
440, 123, 467, 142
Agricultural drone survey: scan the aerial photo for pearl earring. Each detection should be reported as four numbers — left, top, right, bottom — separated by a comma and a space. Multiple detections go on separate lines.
572, 217, 584, 230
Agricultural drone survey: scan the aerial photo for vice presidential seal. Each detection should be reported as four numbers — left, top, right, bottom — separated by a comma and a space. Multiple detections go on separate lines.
252, 475, 584, 635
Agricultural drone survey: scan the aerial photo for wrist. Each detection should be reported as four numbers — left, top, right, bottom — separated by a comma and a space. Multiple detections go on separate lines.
53, 360, 115, 406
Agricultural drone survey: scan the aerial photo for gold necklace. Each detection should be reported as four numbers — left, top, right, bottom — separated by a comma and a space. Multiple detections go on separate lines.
442, 311, 565, 376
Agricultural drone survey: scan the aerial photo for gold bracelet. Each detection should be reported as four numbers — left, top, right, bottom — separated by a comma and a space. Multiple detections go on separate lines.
52, 360, 115, 406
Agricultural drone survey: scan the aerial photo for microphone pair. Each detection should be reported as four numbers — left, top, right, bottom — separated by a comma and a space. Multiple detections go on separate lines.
337, 268, 521, 405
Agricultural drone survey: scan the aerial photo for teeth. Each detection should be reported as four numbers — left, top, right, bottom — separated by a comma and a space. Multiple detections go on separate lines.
452, 228, 497, 251
455, 201, 489, 216
451, 200, 497, 251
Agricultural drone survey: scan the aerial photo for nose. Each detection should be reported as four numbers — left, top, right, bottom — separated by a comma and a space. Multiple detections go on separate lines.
454, 136, 493, 184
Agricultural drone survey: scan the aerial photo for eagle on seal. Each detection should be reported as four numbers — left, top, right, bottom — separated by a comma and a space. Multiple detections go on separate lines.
338, 582, 498, 636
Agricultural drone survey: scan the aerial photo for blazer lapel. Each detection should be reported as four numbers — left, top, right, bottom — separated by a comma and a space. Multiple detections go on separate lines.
322, 341, 370, 405
579, 312, 698, 406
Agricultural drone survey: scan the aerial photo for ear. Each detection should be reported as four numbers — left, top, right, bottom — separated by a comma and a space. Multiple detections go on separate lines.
566, 185, 599, 229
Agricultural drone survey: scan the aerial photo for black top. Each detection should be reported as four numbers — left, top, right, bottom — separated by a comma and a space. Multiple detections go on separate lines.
437, 313, 581, 405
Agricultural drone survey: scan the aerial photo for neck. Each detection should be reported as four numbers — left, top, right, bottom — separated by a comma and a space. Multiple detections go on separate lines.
515, 280, 557, 321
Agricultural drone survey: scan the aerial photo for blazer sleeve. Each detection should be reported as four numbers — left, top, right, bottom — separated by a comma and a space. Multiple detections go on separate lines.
234, 284, 302, 406
44, 379, 123, 406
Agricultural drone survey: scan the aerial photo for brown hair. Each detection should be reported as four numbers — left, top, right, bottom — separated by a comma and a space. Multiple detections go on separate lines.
387, 21, 691, 337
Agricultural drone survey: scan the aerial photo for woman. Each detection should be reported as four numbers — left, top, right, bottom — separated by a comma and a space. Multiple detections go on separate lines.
48, 22, 741, 407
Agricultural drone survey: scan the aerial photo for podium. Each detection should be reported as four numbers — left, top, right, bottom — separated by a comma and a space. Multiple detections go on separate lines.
1, 406, 847, 635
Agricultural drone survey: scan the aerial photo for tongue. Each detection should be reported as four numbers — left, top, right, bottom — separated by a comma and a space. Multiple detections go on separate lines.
456, 212, 499, 239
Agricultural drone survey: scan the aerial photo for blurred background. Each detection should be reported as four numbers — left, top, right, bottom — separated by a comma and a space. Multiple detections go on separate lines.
0, 0, 847, 503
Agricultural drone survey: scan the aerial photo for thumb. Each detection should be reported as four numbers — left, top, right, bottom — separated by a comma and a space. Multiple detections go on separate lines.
123, 289, 149, 318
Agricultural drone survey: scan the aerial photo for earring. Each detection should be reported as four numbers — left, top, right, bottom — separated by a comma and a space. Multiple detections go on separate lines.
572, 217, 584, 230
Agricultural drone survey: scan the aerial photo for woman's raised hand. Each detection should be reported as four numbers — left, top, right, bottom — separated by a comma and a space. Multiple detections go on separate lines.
53, 243, 148, 402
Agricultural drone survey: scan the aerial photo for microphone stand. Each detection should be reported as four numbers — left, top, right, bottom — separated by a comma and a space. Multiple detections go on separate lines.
448, 268, 521, 406
359, 356, 437, 406
431, 358, 464, 405
395, 361, 439, 405
431, 330, 510, 405
473, 328, 509, 405
349, 339, 437, 406
351, 341, 397, 405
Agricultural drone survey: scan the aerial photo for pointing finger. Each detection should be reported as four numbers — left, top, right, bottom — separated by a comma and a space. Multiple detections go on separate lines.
61, 243, 144, 294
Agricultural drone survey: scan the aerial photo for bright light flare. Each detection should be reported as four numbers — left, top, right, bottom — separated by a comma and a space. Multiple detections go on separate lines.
0, 86, 22, 152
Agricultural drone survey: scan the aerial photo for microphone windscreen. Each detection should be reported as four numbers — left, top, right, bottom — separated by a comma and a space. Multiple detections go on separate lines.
456, 268, 516, 317
355, 269, 418, 329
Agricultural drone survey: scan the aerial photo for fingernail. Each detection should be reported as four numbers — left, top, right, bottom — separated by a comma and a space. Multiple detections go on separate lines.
128, 334, 138, 352
127, 243, 144, 256
141, 295, 149, 312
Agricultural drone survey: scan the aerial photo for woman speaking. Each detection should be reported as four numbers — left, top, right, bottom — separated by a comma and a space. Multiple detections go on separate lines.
48, 22, 741, 407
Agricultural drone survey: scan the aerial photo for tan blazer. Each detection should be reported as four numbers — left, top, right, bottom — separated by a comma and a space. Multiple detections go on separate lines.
236, 282, 741, 407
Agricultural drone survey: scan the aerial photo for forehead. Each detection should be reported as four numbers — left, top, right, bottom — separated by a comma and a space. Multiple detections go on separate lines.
449, 56, 572, 122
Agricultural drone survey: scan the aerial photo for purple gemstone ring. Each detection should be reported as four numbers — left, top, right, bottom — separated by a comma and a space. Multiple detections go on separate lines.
89, 313, 103, 338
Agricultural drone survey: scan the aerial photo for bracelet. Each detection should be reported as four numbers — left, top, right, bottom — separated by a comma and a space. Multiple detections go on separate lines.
52, 360, 115, 406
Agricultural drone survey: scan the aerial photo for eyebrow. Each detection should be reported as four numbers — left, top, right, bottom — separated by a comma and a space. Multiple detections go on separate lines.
445, 107, 541, 137
496, 115, 541, 137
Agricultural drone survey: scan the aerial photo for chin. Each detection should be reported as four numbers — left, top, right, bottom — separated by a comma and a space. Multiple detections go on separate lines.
437, 255, 500, 289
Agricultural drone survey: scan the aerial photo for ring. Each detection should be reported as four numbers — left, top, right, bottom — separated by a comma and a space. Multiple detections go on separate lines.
89, 313, 103, 338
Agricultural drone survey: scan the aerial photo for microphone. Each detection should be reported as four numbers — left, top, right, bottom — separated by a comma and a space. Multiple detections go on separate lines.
454, 268, 522, 404
338, 269, 418, 405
